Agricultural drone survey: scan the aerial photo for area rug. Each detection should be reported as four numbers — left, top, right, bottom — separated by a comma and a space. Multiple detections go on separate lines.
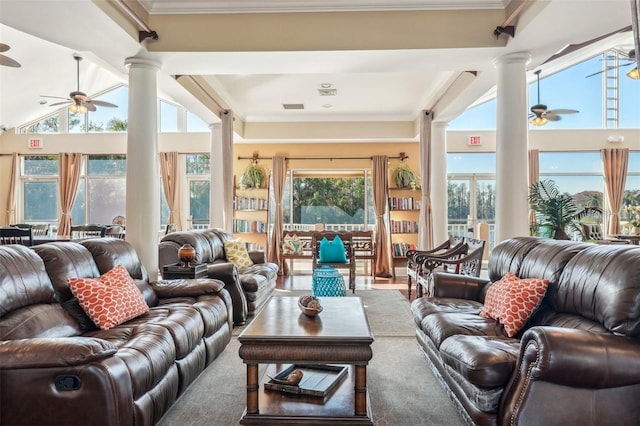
157, 290, 465, 426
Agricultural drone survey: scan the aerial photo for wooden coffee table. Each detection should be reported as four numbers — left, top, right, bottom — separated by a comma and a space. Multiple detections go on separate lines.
238, 296, 374, 425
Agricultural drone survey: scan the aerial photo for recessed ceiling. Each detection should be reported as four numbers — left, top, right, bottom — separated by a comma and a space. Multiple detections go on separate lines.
0, 0, 635, 141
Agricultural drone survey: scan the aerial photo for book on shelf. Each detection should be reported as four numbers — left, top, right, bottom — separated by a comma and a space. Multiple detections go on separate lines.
388, 196, 423, 211
392, 242, 416, 257
233, 196, 268, 210
390, 219, 419, 233
232, 219, 266, 233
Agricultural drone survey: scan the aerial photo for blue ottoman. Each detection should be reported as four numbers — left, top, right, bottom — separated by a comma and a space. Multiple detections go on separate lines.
312, 266, 347, 297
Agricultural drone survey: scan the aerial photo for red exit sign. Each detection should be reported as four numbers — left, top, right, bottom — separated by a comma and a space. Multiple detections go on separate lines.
28, 138, 43, 149
468, 136, 481, 146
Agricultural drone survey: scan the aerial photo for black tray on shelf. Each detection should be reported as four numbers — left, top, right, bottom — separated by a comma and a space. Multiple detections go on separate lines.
264, 364, 348, 398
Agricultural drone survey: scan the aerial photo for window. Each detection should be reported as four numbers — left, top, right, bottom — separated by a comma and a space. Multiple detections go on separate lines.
283, 170, 373, 230
622, 152, 640, 227
72, 155, 127, 225
186, 154, 210, 229
21, 155, 59, 224
187, 111, 209, 132
88, 86, 129, 132
160, 101, 178, 132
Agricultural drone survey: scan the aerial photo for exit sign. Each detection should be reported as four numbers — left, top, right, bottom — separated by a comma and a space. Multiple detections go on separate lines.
28, 138, 43, 149
468, 136, 481, 146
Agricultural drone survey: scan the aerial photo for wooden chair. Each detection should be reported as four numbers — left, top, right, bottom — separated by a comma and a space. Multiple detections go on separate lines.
70, 225, 106, 240
112, 215, 126, 226
406, 235, 465, 299
311, 231, 356, 293
580, 223, 628, 245
104, 225, 125, 239
31, 224, 50, 236
165, 223, 177, 235
0, 227, 33, 246
416, 238, 486, 297
351, 230, 376, 276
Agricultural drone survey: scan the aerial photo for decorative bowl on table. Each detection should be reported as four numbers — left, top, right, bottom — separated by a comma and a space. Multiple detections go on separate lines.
298, 295, 323, 317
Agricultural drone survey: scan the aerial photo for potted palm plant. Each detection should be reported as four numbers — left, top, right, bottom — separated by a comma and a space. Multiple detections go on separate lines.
528, 179, 602, 240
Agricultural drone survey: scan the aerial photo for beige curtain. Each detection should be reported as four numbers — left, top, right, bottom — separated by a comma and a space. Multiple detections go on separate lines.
4, 153, 18, 225
528, 149, 539, 228
159, 152, 182, 231
601, 148, 628, 235
268, 156, 288, 275
418, 110, 434, 250
58, 153, 83, 236
221, 110, 234, 231
372, 155, 393, 278
632, 0, 640, 71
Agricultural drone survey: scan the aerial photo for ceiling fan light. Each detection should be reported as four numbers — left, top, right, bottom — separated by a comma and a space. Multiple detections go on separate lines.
626, 67, 640, 80
530, 116, 548, 126
69, 103, 79, 114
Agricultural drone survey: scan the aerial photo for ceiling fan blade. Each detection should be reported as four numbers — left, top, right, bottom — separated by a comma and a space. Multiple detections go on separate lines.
0, 54, 21, 67
0, 43, 9, 53
88, 100, 118, 108
41, 95, 72, 100
545, 114, 562, 122
83, 102, 97, 112
546, 109, 579, 115
586, 63, 634, 78
49, 101, 72, 107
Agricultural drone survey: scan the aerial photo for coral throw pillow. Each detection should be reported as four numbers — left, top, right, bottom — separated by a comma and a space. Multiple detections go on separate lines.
224, 239, 254, 268
318, 236, 348, 263
480, 272, 519, 319
481, 272, 549, 337
68, 264, 149, 330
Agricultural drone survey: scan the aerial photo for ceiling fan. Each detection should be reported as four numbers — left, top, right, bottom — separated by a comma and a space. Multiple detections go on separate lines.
41, 54, 117, 113
529, 70, 579, 126
0, 43, 21, 67
585, 49, 637, 79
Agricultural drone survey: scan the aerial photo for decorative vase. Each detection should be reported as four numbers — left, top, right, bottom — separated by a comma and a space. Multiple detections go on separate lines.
178, 244, 196, 267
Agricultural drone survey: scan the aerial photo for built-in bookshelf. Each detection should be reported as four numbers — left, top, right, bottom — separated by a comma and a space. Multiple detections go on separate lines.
233, 184, 269, 252
388, 187, 420, 275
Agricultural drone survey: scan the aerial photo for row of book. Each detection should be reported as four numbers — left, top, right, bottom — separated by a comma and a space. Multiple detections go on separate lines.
232, 219, 267, 233
233, 196, 268, 210
392, 242, 416, 257
388, 197, 421, 210
390, 220, 419, 234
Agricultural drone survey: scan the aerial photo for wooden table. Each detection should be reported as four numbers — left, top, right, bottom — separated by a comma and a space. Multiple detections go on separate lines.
238, 297, 374, 425
32, 235, 71, 245
613, 234, 640, 245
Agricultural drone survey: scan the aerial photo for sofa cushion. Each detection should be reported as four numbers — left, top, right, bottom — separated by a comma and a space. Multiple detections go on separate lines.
223, 239, 253, 268
69, 265, 150, 330
319, 236, 348, 263
411, 297, 483, 328
480, 272, 519, 320
420, 312, 507, 348
440, 335, 520, 388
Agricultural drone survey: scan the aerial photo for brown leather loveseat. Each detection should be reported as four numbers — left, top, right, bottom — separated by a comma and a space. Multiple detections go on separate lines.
159, 228, 278, 325
411, 236, 640, 426
0, 238, 233, 426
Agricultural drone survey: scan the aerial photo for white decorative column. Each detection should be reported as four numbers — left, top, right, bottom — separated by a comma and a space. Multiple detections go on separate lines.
124, 56, 161, 278
431, 121, 448, 245
495, 52, 531, 243
209, 123, 225, 229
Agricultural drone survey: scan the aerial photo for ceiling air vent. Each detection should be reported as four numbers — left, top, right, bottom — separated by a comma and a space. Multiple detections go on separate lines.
283, 103, 304, 110
318, 88, 337, 96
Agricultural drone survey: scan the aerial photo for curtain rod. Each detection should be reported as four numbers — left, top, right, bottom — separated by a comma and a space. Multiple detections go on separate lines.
237, 155, 406, 161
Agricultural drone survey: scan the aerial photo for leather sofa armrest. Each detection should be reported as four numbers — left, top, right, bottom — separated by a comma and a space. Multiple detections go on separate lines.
207, 263, 248, 326
152, 278, 225, 298
248, 250, 266, 264
431, 272, 490, 301
0, 337, 117, 369
500, 326, 640, 425
515, 327, 640, 388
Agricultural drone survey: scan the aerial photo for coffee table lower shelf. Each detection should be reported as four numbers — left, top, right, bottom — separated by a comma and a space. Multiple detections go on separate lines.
240, 364, 372, 425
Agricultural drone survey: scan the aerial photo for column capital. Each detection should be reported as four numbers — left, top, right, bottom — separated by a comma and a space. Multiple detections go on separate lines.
124, 56, 162, 71
494, 52, 531, 67
208, 123, 222, 130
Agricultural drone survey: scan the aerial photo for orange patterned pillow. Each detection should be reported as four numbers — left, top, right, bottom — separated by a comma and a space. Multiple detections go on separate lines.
499, 277, 549, 337
480, 272, 549, 337
68, 264, 149, 330
480, 272, 518, 319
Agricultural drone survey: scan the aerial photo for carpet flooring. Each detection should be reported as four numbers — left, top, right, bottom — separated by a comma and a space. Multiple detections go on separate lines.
157, 290, 465, 426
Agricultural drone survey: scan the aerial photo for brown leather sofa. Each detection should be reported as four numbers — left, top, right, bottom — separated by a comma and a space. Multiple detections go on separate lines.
159, 228, 278, 325
0, 238, 233, 426
411, 236, 640, 426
